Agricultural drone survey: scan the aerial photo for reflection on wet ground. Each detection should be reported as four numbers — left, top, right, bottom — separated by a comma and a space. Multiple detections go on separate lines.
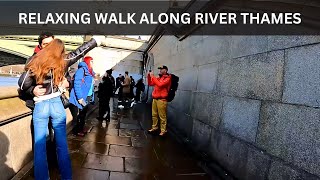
22, 99, 218, 180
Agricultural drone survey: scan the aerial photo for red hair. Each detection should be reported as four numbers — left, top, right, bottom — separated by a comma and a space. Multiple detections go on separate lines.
26, 39, 66, 86
84, 56, 93, 75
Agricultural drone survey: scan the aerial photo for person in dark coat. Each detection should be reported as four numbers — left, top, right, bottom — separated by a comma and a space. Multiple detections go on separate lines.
135, 78, 145, 102
97, 69, 115, 121
115, 74, 122, 92
130, 76, 135, 99
118, 75, 125, 102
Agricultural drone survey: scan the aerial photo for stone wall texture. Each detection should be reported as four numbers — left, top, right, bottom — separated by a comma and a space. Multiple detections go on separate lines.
148, 35, 320, 179
0, 87, 74, 179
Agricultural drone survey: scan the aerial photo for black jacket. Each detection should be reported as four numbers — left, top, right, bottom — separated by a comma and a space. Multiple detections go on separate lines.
98, 75, 115, 99
135, 80, 145, 92
18, 38, 98, 109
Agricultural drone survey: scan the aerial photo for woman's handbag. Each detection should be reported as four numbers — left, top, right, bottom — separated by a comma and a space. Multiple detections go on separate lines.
58, 85, 70, 109
60, 93, 70, 109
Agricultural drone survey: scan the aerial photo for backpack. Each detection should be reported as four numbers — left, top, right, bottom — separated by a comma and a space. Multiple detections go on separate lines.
69, 68, 85, 90
167, 74, 179, 102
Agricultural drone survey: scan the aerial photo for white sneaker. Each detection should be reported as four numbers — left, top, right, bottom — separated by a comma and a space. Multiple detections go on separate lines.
118, 105, 124, 109
130, 102, 135, 107
102, 120, 107, 128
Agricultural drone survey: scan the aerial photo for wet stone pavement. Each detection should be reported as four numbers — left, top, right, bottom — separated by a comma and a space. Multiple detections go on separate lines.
22, 99, 215, 180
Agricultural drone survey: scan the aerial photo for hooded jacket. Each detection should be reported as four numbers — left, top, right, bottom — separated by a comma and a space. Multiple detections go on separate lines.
69, 62, 94, 109
148, 73, 171, 100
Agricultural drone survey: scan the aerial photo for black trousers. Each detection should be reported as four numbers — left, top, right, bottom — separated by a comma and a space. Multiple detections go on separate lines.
118, 87, 123, 101
99, 96, 111, 120
69, 104, 88, 134
130, 86, 134, 98
135, 89, 141, 101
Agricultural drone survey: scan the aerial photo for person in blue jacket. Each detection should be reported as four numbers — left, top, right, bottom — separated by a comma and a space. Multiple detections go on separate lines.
69, 56, 95, 136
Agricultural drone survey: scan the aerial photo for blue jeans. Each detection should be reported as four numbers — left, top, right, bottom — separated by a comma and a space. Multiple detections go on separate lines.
33, 96, 72, 180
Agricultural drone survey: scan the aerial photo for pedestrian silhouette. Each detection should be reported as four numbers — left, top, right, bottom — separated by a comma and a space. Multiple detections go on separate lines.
0, 131, 15, 180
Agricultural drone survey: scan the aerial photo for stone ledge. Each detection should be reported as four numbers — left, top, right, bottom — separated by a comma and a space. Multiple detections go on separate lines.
0, 86, 19, 100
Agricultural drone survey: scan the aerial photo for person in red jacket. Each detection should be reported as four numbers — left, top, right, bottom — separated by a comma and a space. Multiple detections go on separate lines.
147, 65, 171, 136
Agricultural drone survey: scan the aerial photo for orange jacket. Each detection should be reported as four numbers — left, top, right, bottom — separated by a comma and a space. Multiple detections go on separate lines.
148, 74, 171, 100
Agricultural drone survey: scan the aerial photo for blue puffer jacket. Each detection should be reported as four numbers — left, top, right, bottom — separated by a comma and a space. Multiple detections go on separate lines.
69, 62, 94, 109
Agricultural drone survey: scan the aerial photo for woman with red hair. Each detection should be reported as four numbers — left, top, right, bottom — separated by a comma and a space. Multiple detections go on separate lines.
18, 35, 104, 180
69, 56, 95, 136
18, 39, 73, 180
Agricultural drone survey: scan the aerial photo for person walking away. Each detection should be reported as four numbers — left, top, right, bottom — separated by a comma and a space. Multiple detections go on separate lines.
115, 74, 122, 95
121, 71, 131, 107
97, 69, 115, 121
130, 76, 135, 99
147, 66, 172, 136
135, 78, 145, 102
18, 39, 75, 180
69, 56, 95, 137
118, 74, 125, 102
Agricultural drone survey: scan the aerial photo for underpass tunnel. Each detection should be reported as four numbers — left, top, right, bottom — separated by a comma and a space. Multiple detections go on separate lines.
0, 0, 320, 179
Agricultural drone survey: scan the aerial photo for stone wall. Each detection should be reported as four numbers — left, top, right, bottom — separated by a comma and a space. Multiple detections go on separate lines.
0, 87, 73, 180
148, 35, 320, 179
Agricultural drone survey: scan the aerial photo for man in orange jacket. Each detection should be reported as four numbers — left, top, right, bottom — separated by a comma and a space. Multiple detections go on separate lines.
147, 65, 172, 136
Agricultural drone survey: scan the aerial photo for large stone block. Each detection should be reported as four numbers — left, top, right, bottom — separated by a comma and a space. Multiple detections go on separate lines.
209, 130, 248, 178
159, 36, 180, 58
153, 36, 175, 58
257, 102, 320, 176
167, 106, 177, 126
191, 119, 212, 151
170, 90, 192, 115
178, 35, 203, 52
0, 97, 30, 122
196, 36, 231, 66
174, 47, 199, 71
174, 67, 198, 91
209, 129, 272, 180
282, 43, 320, 107
175, 112, 193, 139
245, 148, 270, 180
268, 160, 319, 180
218, 50, 284, 101
196, 63, 219, 93
190, 92, 223, 128
158, 54, 176, 72
268, 36, 320, 51
231, 36, 268, 58
221, 97, 261, 143
8, 116, 32, 172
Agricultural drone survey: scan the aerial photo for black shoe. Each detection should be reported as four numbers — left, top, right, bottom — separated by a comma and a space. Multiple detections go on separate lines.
96, 117, 103, 121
